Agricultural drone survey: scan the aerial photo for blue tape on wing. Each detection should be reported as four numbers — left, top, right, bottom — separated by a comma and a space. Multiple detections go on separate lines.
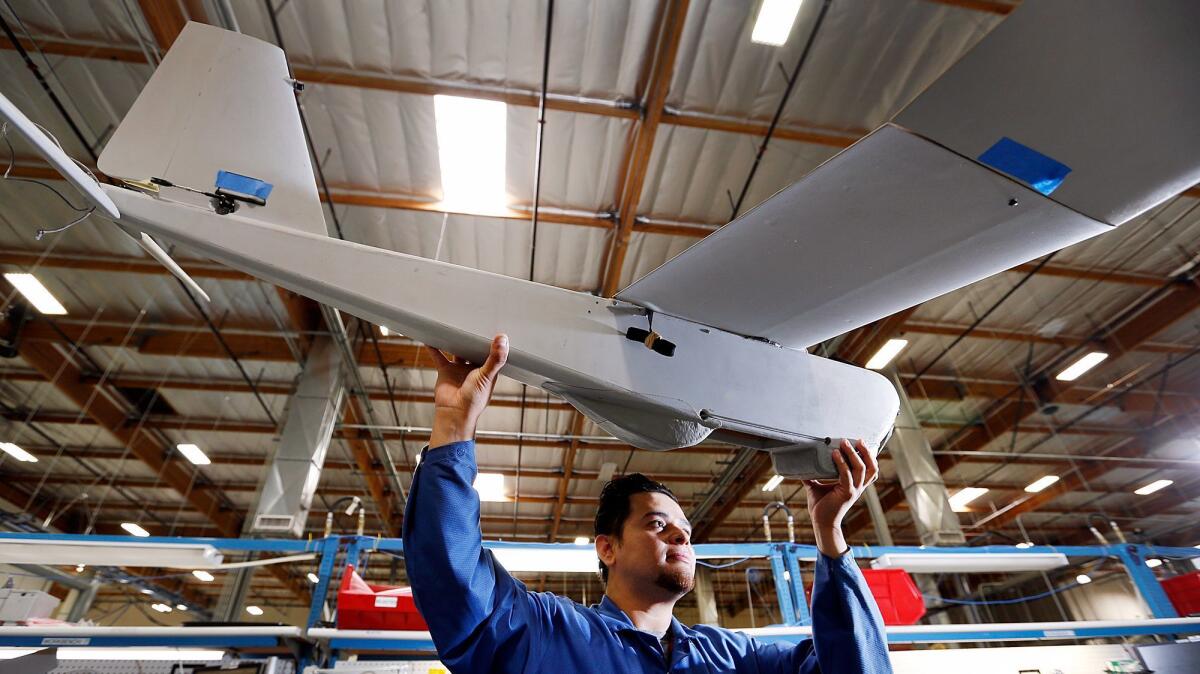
978, 137, 1071, 196
215, 170, 273, 203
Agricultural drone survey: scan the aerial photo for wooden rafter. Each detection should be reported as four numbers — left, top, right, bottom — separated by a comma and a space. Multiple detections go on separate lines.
934, 281, 1200, 465
547, 415, 588, 542
984, 409, 1200, 529
599, 0, 690, 297
135, 0, 196, 53
16, 340, 243, 535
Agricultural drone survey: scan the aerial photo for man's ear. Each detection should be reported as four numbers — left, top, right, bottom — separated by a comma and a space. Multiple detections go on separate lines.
596, 534, 617, 569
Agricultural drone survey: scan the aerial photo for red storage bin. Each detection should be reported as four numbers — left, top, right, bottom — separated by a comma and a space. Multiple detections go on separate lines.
803, 568, 925, 625
336, 565, 428, 630
1162, 571, 1200, 617
861, 568, 925, 625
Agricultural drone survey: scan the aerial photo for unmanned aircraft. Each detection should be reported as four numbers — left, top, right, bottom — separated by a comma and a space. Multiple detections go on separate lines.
1, 1, 1196, 479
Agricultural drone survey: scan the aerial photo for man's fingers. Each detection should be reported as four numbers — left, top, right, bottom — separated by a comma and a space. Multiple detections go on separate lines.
856, 439, 878, 486
833, 448, 852, 492
480, 334, 509, 381
842, 439, 866, 489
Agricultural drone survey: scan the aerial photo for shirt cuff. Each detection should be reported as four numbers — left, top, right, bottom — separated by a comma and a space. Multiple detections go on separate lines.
421, 440, 475, 466
817, 547, 857, 570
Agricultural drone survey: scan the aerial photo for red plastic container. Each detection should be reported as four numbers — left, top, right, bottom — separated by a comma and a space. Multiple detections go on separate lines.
335, 565, 428, 630
1162, 571, 1200, 617
861, 568, 925, 625
803, 568, 925, 625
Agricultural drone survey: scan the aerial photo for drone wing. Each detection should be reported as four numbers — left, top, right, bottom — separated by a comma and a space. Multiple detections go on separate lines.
616, 1, 1200, 350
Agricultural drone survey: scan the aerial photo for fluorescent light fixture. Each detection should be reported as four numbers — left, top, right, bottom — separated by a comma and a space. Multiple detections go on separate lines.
121, 522, 151, 537
491, 546, 597, 573
1146, 558, 1163, 568
151, 602, 172, 613
246, 605, 264, 616
434, 95, 508, 214
474, 472, 508, 502
0, 442, 38, 462
573, 536, 590, 545
75, 564, 86, 573
1015, 541, 1033, 549
948, 487, 988, 512
1076, 573, 1092, 585
865, 338, 909, 370
1135, 479, 1173, 496
762, 474, 784, 492
192, 570, 215, 582
1055, 351, 1109, 381
0, 648, 225, 661
176, 443, 210, 466
65, 649, 225, 661
140, 588, 155, 595
4, 273, 67, 314
379, 325, 389, 337
751, 0, 804, 46
307, 572, 320, 584
176, 604, 188, 611
871, 552, 1069, 573
0, 538, 224, 569
1024, 475, 1060, 493
598, 462, 617, 482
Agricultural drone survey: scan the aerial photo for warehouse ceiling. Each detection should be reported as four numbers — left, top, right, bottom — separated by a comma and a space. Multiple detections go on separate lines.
0, 0, 1198, 615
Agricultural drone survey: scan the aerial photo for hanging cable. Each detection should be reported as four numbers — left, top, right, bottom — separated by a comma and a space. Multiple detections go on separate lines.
0, 13, 99, 162
729, 0, 832, 220
1, 122, 97, 238
926, 580, 1087, 607
529, 0, 555, 281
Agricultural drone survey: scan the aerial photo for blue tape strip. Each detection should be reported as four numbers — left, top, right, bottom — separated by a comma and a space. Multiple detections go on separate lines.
978, 137, 1071, 196
215, 170, 273, 202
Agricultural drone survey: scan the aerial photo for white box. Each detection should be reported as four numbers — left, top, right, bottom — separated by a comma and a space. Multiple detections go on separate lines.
0, 588, 61, 621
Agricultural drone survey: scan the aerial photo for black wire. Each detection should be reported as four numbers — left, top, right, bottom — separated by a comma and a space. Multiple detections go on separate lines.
179, 283, 279, 426
910, 252, 1058, 385
730, 0, 833, 219
263, 0, 346, 241
529, 0, 554, 281
0, 13, 98, 162
364, 319, 411, 468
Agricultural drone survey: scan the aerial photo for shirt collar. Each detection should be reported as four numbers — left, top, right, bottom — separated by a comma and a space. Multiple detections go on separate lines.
595, 595, 698, 641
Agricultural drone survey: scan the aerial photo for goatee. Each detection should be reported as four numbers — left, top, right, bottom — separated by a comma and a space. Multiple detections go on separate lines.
655, 569, 695, 595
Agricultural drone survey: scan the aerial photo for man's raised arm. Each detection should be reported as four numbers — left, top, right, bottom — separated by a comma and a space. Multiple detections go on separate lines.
403, 335, 545, 670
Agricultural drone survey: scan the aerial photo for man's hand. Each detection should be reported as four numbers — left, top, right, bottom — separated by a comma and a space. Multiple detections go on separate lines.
426, 334, 509, 448
804, 439, 878, 557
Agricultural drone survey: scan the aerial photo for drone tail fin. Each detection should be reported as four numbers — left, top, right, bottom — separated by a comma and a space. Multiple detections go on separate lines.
97, 21, 328, 238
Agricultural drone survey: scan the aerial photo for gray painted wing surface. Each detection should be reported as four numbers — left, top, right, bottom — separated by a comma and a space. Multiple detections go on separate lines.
616, 125, 1110, 349
894, 0, 1200, 226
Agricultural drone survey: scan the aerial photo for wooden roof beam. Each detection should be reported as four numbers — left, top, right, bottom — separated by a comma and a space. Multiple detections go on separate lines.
599, 0, 691, 297
933, 280, 1200, 466
136, 0, 203, 52
14, 340, 243, 535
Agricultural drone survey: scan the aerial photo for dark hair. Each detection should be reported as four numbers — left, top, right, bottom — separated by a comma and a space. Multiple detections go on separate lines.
593, 473, 678, 583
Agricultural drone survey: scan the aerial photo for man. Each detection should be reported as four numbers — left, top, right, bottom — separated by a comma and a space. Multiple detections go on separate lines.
404, 334, 893, 672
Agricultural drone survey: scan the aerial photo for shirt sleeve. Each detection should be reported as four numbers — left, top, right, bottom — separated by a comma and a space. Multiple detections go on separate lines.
750, 551, 892, 673
809, 550, 893, 673
402, 440, 546, 672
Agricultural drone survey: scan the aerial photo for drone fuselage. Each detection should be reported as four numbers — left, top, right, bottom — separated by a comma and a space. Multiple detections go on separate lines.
105, 185, 899, 478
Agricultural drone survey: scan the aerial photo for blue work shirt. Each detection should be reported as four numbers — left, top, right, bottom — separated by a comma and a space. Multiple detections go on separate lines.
403, 440, 893, 673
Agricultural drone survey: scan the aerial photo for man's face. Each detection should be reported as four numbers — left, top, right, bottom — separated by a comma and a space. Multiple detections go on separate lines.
601, 492, 696, 597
